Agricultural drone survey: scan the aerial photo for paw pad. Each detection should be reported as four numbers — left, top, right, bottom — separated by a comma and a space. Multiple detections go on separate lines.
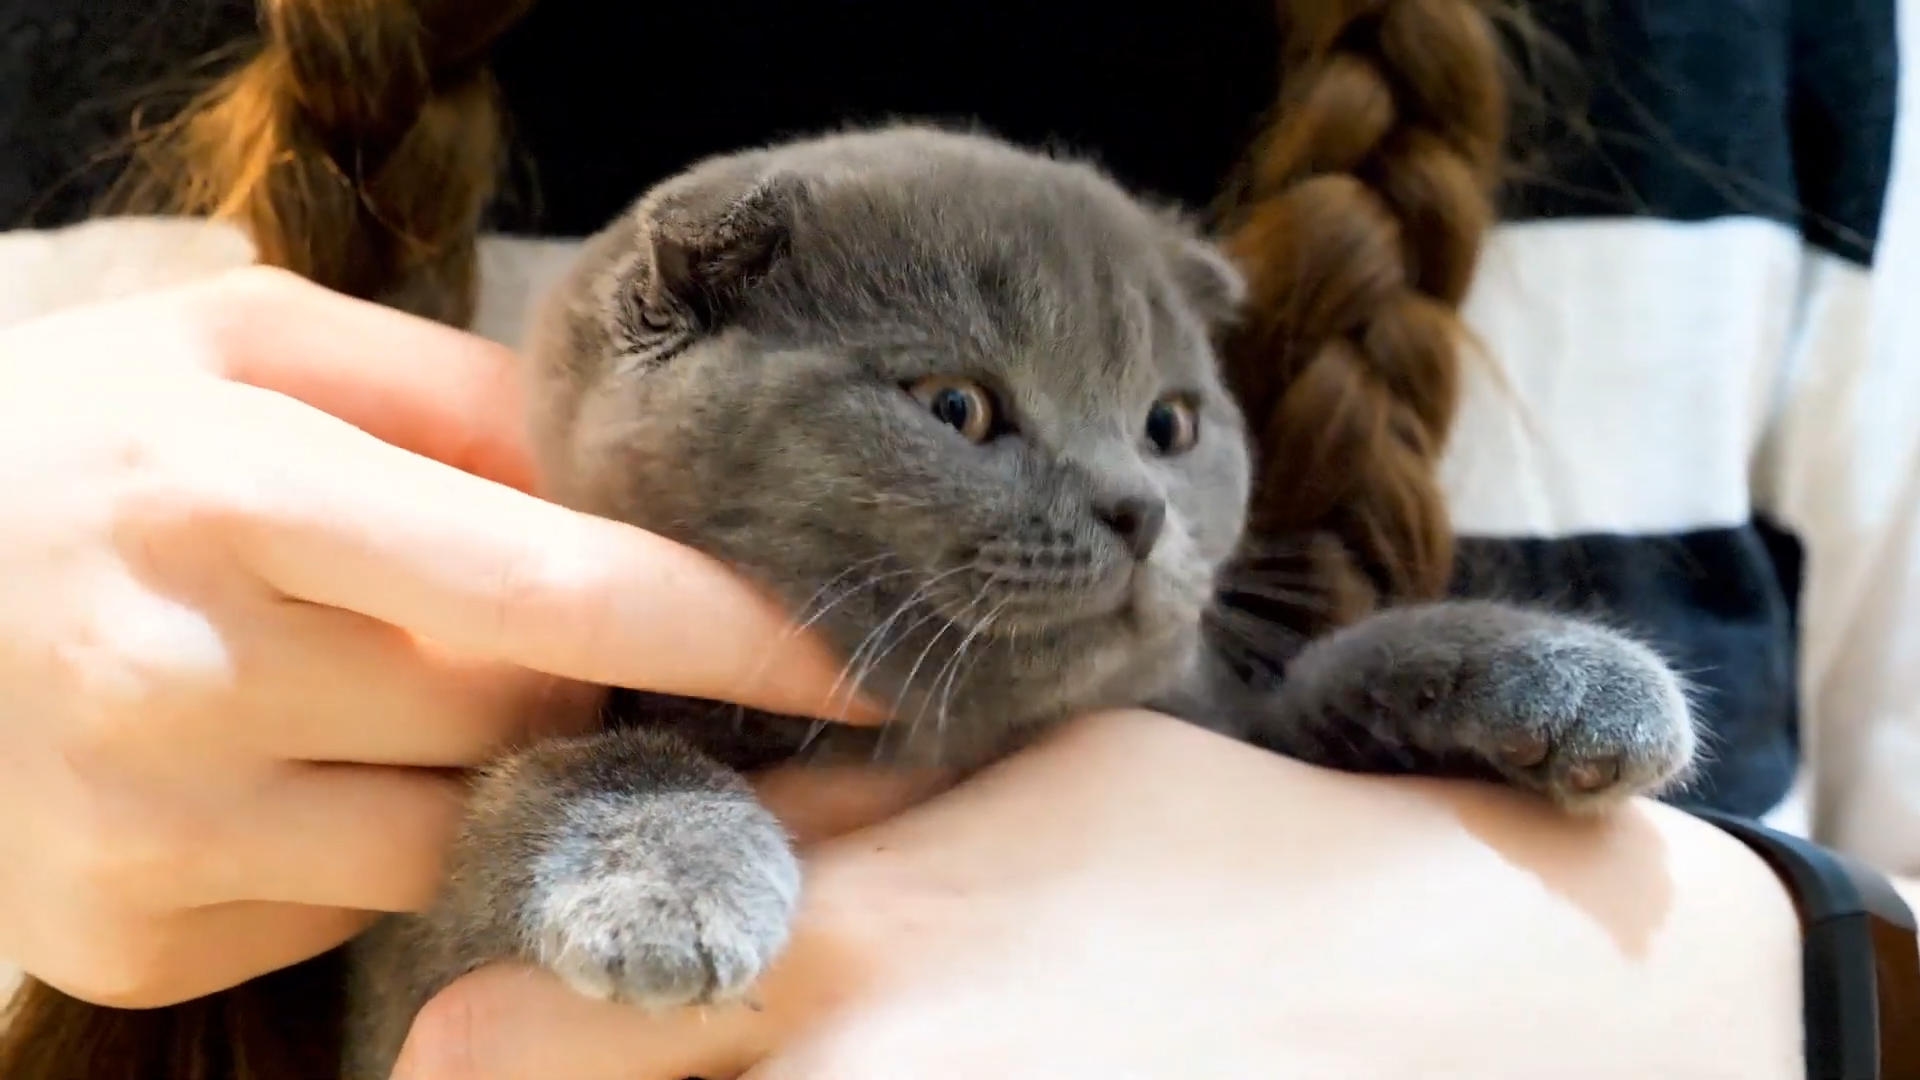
1497, 732, 1551, 769
1563, 756, 1622, 794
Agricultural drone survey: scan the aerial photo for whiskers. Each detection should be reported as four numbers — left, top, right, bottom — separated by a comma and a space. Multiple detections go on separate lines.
822, 564, 973, 721
816, 562, 1011, 766
734, 551, 1018, 765
745, 553, 920, 744
899, 590, 1009, 761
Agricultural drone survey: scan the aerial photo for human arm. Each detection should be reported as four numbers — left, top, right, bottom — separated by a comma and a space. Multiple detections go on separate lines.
0, 267, 872, 1008
395, 710, 1814, 1080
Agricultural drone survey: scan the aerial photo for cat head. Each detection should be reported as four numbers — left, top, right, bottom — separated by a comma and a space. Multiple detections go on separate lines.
524, 124, 1251, 760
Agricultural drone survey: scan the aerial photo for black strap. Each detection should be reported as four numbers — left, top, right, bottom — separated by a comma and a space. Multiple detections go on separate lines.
1690, 808, 1920, 1080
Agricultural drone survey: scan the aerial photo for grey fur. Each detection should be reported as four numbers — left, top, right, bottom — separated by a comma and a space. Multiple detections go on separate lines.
1227, 600, 1699, 808
340, 124, 1697, 1078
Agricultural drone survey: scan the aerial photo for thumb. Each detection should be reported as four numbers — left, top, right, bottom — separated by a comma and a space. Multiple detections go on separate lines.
391, 963, 777, 1080
389, 770, 947, 1080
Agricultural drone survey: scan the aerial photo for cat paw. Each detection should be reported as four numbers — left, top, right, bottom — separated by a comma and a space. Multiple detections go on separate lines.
1448, 621, 1697, 812
521, 804, 800, 1009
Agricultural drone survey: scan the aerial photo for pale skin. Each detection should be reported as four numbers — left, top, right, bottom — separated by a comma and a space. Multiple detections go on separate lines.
0, 269, 1897, 1077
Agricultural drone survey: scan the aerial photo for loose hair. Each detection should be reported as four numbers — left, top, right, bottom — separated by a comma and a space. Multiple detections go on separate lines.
112, 0, 539, 327
0, 0, 1508, 1076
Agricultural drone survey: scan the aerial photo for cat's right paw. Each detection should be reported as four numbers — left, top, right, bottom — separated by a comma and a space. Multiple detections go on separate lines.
1268, 601, 1700, 816
521, 801, 800, 1009
1444, 618, 1699, 813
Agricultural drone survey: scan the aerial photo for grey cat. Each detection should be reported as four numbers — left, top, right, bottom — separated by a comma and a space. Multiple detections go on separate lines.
341, 125, 1697, 1078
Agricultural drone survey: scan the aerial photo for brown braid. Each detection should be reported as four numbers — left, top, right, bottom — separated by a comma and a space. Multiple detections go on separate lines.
1, 1, 1513, 1077
111, 0, 538, 326
1216, 0, 1508, 645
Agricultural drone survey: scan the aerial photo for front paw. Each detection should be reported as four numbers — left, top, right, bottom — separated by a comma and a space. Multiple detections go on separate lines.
522, 799, 800, 1009
1446, 620, 1698, 812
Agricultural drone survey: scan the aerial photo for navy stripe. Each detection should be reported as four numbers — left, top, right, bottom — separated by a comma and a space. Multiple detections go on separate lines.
1788, 0, 1900, 263
0, 0, 255, 229
2, 1, 1897, 262
1453, 521, 1806, 818
1503, 0, 1896, 265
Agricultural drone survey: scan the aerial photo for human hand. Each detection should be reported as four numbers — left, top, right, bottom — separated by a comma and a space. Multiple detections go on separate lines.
0, 268, 871, 1009
397, 711, 1806, 1080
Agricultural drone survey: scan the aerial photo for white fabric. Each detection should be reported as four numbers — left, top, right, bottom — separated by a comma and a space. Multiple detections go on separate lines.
0, 218, 583, 348
1444, 216, 1800, 540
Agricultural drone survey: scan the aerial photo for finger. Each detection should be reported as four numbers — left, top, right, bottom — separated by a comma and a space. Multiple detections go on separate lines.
234, 599, 600, 767
219, 384, 884, 724
390, 964, 774, 1080
207, 763, 469, 913
36, 901, 371, 1009
165, 901, 374, 1001
750, 764, 955, 845
185, 268, 539, 493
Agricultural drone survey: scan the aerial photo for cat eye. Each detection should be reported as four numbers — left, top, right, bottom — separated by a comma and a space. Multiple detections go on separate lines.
909, 376, 997, 443
1145, 396, 1199, 455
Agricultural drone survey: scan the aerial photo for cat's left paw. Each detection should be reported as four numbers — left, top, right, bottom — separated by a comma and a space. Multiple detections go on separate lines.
520, 796, 801, 1010
1451, 622, 1698, 812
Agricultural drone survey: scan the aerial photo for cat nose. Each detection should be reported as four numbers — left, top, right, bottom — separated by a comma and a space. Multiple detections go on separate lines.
1097, 495, 1167, 561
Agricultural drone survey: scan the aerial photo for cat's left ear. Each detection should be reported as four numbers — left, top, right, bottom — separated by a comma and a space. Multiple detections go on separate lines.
1153, 206, 1247, 332
1170, 238, 1248, 331
635, 168, 808, 330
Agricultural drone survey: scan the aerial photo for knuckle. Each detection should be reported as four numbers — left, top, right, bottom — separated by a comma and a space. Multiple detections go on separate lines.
102, 416, 267, 570
53, 650, 171, 767
49, 759, 210, 906
48, 923, 192, 1009
14, 895, 192, 1009
51, 610, 224, 761
109, 464, 224, 549
90, 406, 251, 550
40, 706, 225, 913
180, 265, 312, 358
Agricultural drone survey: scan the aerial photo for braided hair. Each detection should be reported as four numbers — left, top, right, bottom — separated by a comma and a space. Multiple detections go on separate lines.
115, 0, 537, 326
1217, 0, 1506, 644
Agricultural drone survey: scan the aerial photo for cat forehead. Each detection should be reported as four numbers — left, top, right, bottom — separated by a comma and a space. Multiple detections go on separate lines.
764, 240, 1214, 400
788, 156, 1164, 273
758, 176, 1216, 378
589, 127, 1237, 397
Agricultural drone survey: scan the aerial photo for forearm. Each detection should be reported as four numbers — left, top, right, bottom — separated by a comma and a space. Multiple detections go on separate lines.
1014, 714, 1809, 1078
790, 712, 1811, 1078
384, 711, 1818, 1079
1252, 775, 1806, 1078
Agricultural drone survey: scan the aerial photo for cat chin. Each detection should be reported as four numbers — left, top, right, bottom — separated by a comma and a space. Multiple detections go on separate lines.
1040, 628, 1204, 720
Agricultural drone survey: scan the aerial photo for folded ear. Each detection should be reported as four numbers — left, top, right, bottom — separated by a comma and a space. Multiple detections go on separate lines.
1169, 235, 1248, 331
1151, 205, 1247, 332
634, 168, 807, 330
